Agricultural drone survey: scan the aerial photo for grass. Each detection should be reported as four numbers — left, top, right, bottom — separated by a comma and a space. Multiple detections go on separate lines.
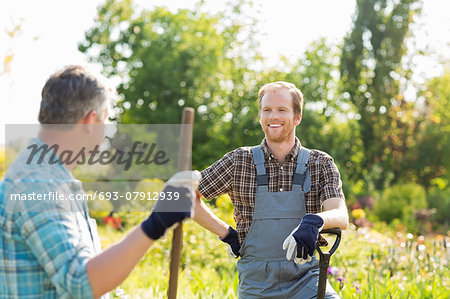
95, 202, 449, 299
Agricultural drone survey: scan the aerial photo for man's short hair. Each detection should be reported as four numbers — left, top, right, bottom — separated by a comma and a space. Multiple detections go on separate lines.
39, 65, 113, 124
258, 81, 303, 116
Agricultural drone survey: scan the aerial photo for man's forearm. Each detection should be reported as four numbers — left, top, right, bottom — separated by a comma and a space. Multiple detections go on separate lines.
317, 197, 349, 230
86, 226, 154, 299
193, 191, 229, 238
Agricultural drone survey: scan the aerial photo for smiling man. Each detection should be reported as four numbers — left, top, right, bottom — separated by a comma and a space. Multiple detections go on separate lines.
193, 81, 348, 298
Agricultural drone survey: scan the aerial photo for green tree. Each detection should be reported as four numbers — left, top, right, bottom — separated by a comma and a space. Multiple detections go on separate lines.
79, 0, 263, 169
79, 0, 365, 184
412, 66, 450, 187
340, 0, 422, 189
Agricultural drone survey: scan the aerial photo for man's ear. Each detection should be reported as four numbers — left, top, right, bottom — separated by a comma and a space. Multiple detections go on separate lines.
294, 113, 302, 126
81, 110, 97, 125
78, 110, 97, 135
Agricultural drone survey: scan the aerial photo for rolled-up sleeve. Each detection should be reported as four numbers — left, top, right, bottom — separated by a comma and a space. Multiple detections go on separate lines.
16, 210, 94, 299
319, 157, 345, 204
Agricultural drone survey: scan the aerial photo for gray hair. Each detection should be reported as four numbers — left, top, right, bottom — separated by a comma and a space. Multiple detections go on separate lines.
39, 65, 114, 124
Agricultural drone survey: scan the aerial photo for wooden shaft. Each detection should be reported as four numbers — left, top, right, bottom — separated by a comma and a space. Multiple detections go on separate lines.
168, 107, 195, 299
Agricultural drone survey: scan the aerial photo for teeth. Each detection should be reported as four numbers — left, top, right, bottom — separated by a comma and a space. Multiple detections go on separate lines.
269, 124, 282, 128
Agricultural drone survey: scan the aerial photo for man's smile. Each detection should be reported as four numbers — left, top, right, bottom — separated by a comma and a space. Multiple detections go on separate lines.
268, 124, 283, 128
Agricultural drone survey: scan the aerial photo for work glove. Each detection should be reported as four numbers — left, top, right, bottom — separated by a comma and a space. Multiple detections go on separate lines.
282, 214, 324, 264
164, 170, 202, 191
220, 226, 241, 258
141, 171, 201, 240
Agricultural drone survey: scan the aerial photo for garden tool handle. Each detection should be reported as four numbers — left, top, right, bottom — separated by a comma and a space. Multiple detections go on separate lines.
317, 228, 341, 257
168, 107, 195, 299
316, 228, 341, 299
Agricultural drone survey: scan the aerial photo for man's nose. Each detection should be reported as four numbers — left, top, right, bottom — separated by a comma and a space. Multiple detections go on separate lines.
268, 111, 281, 119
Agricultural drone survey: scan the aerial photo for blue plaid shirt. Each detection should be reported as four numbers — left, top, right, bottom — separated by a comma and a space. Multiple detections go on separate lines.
0, 138, 101, 298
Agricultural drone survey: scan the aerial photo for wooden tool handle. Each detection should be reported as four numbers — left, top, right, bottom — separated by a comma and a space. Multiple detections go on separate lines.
168, 107, 195, 299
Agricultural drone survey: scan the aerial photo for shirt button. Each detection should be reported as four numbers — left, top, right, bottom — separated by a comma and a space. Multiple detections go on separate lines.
280, 188, 283, 192
280, 166, 283, 170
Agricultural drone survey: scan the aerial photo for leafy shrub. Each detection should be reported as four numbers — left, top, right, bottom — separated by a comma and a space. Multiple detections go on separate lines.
427, 186, 450, 230
374, 183, 427, 233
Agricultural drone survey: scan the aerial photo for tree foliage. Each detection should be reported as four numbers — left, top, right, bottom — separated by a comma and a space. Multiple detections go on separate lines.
78, 0, 448, 207
340, 0, 422, 188
412, 66, 450, 187
79, 0, 266, 168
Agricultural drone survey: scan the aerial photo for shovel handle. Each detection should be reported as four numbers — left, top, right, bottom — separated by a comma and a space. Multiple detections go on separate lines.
168, 108, 195, 299
317, 228, 341, 257
316, 228, 341, 299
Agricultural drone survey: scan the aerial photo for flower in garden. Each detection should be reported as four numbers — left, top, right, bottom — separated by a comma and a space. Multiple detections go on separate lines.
337, 277, 346, 290
417, 235, 425, 245
103, 212, 123, 230
327, 266, 341, 276
115, 288, 125, 296
355, 217, 372, 227
351, 282, 362, 294
351, 208, 366, 219
115, 288, 129, 299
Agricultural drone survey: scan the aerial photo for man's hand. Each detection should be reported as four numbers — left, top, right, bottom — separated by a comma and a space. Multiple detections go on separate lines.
282, 214, 324, 264
141, 171, 201, 240
220, 226, 241, 258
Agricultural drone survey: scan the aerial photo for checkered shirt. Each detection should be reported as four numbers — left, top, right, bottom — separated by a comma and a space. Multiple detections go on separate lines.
198, 138, 345, 244
0, 138, 97, 298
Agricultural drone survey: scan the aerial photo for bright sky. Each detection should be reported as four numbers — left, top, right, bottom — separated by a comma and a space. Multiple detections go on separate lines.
1, 0, 449, 144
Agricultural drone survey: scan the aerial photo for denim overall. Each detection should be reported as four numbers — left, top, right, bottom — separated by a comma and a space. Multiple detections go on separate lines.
237, 146, 338, 298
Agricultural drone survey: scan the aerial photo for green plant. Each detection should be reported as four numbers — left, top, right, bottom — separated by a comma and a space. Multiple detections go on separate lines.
374, 183, 427, 233
95, 210, 449, 298
427, 185, 450, 231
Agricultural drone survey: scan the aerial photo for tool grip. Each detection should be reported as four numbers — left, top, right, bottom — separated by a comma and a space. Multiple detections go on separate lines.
316, 228, 341, 257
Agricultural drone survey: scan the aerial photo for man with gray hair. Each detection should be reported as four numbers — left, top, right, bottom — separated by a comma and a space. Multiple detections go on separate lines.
0, 65, 199, 298
38, 65, 112, 125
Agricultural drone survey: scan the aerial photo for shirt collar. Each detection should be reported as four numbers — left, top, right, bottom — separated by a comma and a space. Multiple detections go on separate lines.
260, 137, 302, 162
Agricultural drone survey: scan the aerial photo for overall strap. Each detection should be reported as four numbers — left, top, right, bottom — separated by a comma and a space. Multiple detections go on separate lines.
292, 147, 311, 192
251, 146, 268, 186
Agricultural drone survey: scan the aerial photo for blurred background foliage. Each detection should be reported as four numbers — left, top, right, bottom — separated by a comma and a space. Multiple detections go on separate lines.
1, 0, 449, 296
1, 0, 448, 232
76, 0, 450, 233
